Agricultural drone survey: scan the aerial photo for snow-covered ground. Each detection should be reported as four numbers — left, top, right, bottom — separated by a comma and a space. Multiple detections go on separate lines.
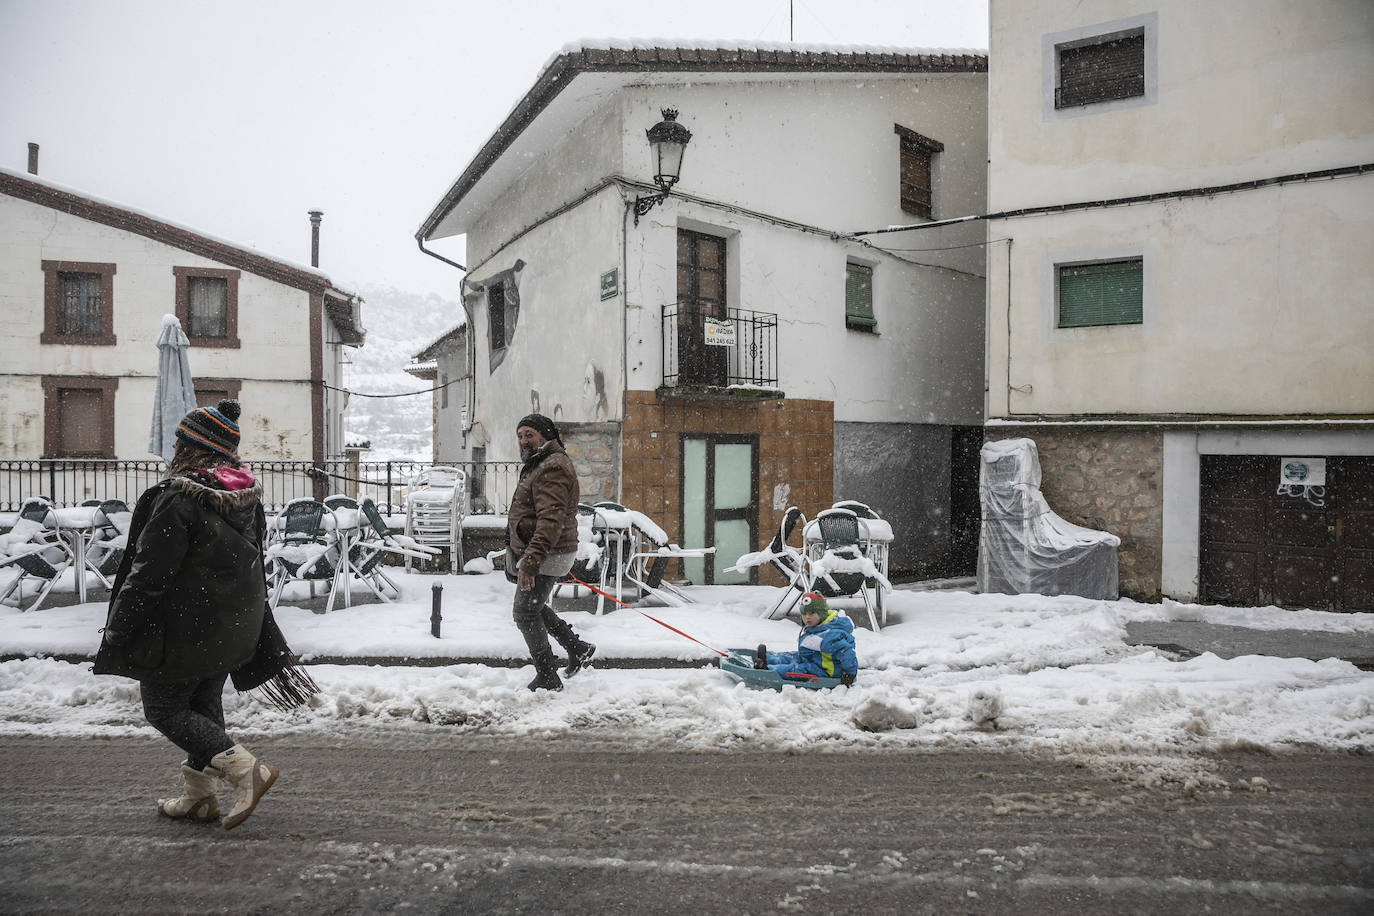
3, 570, 1372, 777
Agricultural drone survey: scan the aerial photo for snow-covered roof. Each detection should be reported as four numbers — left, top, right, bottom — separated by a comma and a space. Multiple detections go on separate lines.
410, 321, 468, 362
419, 41, 987, 241
0, 166, 360, 301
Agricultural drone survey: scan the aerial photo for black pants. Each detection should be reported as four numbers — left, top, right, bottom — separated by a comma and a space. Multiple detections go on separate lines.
512, 574, 582, 673
140, 675, 235, 771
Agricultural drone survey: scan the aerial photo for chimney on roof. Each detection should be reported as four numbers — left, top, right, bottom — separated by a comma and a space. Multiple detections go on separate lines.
27, 143, 39, 175
308, 209, 323, 268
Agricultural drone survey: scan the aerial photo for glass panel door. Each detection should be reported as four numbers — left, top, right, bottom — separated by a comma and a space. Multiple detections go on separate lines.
681, 434, 757, 584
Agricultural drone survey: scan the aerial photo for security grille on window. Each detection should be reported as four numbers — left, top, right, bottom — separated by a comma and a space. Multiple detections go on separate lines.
894, 124, 943, 220
845, 263, 876, 331
187, 276, 229, 338
1056, 29, 1145, 108
59, 272, 103, 335
1058, 259, 1143, 328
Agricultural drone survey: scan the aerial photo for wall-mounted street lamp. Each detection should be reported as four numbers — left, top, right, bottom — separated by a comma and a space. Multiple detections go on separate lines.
633, 109, 692, 225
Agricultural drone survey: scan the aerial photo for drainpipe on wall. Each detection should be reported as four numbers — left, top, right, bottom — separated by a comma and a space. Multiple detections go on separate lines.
416, 239, 474, 436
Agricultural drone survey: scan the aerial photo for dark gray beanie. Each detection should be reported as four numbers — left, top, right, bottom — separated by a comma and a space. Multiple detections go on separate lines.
516, 413, 561, 445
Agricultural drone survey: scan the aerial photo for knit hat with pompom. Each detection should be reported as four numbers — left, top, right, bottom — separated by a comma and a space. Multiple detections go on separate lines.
176, 399, 242, 457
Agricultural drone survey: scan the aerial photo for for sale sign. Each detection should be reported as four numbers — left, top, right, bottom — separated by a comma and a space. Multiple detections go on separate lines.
703, 318, 735, 347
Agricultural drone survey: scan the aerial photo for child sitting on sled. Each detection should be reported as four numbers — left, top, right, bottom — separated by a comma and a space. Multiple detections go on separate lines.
754, 592, 858, 686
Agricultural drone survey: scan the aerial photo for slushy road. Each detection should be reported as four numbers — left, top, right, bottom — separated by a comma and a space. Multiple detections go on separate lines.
2, 734, 1371, 914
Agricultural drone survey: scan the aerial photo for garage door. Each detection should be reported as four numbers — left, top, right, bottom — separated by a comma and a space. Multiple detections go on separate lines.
1199, 455, 1374, 612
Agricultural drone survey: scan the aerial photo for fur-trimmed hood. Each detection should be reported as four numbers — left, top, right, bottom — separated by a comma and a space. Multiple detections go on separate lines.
167, 474, 263, 514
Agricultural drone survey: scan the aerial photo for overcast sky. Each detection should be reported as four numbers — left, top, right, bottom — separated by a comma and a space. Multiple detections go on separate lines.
1, 0, 987, 301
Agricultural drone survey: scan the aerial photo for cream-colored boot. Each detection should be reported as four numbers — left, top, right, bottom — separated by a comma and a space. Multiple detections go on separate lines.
157, 764, 220, 822
209, 744, 279, 830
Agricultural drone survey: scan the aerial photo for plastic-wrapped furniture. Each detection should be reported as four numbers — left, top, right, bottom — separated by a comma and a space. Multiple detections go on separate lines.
977, 438, 1120, 600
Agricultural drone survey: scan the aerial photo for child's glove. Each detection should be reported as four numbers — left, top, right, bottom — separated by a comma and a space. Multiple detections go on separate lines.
839, 672, 856, 686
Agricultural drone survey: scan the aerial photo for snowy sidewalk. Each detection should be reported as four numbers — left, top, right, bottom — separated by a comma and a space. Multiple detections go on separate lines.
3, 568, 1373, 757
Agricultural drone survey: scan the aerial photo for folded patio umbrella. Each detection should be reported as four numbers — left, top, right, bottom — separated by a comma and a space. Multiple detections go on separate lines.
148, 314, 198, 462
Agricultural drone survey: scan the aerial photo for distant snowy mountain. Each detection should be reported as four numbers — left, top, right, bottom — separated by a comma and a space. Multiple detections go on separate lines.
342, 284, 464, 461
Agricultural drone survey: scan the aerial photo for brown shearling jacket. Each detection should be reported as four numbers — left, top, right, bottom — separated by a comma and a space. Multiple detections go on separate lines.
507, 441, 580, 574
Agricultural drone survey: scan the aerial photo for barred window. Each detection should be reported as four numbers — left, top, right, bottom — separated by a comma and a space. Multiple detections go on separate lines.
59, 272, 103, 335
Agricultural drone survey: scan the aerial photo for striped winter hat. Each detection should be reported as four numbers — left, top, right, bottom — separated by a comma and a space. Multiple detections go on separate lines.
176, 399, 241, 457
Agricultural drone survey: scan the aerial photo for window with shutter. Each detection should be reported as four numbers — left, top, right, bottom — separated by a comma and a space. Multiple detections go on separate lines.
845, 262, 876, 331
1056, 29, 1145, 109
42, 376, 118, 458
894, 124, 943, 220
1057, 259, 1143, 328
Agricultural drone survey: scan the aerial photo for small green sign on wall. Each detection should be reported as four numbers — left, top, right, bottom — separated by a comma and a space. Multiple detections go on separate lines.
600, 268, 619, 300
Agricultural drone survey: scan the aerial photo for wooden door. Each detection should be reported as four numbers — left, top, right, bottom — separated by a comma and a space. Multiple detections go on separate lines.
676, 229, 727, 386
1200, 455, 1374, 611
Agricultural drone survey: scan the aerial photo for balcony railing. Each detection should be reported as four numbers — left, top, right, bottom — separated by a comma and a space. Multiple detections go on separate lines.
661, 303, 778, 390
0, 459, 522, 516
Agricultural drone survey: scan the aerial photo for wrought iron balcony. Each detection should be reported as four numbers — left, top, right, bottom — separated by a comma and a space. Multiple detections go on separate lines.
661, 303, 778, 392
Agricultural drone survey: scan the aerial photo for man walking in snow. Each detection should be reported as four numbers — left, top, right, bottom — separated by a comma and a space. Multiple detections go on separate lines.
507, 413, 596, 691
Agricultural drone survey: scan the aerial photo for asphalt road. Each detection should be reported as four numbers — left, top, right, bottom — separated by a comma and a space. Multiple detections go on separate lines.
2, 734, 1371, 914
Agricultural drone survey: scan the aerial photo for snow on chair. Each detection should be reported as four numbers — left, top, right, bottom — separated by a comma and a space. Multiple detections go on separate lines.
728, 506, 813, 620
807, 507, 891, 632
552, 504, 611, 610
403, 466, 466, 572
617, 506, 715, 608
0, 497, 77, 612
977, 437, 1120, 600
84, 498, 132, 585
266, 498, 342, 611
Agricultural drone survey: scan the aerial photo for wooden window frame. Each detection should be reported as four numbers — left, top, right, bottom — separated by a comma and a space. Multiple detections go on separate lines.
174, 266, 241, 348
41, 261, 117, 345
894, 124, 943, 220
41, 375, 119, 458
193, 378, 243, 407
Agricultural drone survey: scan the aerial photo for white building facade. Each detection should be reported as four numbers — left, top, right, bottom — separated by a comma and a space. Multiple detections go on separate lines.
0, 168, 363, 473
419, 44, 989, 580
984, 0, 1374, 608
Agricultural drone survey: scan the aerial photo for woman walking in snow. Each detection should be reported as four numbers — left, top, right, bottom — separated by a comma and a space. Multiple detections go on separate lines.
94, 400, 280, 830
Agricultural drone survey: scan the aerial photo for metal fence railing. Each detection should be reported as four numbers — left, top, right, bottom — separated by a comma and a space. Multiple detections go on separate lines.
662, 303, 778, 389
0, 459, 522, 516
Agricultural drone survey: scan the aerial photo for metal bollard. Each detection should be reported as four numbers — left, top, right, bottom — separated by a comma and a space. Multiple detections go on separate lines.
431, 584, 443, 638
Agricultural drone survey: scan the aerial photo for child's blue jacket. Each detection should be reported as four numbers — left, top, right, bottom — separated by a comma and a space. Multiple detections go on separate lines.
765, 609, 858, 678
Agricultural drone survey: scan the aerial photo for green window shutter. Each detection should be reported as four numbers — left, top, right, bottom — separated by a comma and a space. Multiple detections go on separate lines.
1058, 259, 1143, 328
845, 263, 875, 329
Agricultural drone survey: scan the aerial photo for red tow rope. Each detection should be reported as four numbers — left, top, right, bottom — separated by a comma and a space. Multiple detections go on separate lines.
567, 574, 730, 658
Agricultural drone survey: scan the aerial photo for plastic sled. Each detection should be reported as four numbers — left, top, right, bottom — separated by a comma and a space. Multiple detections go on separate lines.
720, 648, 844, 691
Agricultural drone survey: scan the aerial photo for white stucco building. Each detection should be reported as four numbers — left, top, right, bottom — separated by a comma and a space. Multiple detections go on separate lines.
417, 43, 989, 581
0, 166, 364, 471
983, 0, 1374, 608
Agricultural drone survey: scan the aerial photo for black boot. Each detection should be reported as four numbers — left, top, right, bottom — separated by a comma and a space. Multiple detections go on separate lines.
526, 647, 564, 692
754, 644, 769, 670
564, 641, 597, 677
527, 668, 564, 691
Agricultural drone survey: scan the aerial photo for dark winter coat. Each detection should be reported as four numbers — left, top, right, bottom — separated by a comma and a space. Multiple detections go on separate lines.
507, 441, 580, 576
93, 473, 268, 683
766, 609, 859, 679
